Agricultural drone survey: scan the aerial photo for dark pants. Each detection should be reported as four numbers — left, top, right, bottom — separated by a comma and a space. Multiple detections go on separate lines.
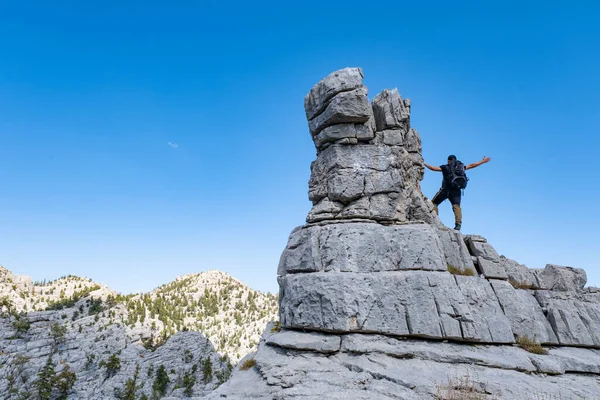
432, 188, 462, 224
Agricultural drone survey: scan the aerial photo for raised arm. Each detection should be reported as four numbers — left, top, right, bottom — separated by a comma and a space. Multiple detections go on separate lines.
424, 163, 442, 172
466, 156, 491, 170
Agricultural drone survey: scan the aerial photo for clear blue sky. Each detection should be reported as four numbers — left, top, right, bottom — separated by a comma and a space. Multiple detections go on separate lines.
1, 1, 598, 294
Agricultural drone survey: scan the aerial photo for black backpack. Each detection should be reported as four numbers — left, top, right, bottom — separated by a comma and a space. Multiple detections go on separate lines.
449, 160, 468, 189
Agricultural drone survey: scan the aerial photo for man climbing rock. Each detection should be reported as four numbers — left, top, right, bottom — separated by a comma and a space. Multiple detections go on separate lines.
425, 155, 491, 231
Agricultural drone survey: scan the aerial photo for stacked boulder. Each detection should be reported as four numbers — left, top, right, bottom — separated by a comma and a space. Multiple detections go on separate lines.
305, 67, 434, 224
207, 68, 600, 399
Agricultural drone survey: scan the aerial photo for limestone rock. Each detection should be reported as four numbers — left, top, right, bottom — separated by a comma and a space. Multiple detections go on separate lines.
279, 271, 514, 343
314, 122, 375, 150
267, 330, 341, 353
500, 256, 542, 289
305, 67, 365, 120
490, 280, 558, 344
476, 257, 508, 279
308, 87, 373, 136
538, 263, 587, 292
277, 223, 446, 275
535, 290, 600, 346
372, 88, 411, 131
435, 229, 477, 275
208, 329, 600, 400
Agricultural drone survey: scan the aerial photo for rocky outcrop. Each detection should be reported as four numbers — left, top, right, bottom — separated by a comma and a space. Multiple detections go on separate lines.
212, 68, 600, 399
0, 300, 232, 399
305, 68, 435, 225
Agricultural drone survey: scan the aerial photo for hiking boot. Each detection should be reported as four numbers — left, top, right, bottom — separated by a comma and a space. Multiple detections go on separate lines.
453, 223, 461, 231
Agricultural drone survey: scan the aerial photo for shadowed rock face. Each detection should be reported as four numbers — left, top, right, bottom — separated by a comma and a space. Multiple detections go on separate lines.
212, 68, 600, 399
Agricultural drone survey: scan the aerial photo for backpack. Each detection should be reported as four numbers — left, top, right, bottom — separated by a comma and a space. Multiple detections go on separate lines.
449, 160, 468, 189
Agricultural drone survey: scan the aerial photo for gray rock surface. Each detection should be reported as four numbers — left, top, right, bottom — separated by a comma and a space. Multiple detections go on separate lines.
372, 88, 411, 132
536, 290, 600, 346
538, 263, 587, 292
278, 222, 446, 275
0, 306, 232, 399
267, 330, 341, 353
207, 328, 600, 399
476, 256, 508, 279
308, 87, 373, 136
490, 280, 558, 344
303, 69, 440, 226
279, 271, 514, 343
499, 256, 542, 288
304, 67, 365, 120
435, 229, 477, 275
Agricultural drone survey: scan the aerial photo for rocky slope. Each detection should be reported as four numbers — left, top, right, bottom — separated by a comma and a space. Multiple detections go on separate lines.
0, 267, 278, 398
1, 267, 278, 363
209, 68, 600, 399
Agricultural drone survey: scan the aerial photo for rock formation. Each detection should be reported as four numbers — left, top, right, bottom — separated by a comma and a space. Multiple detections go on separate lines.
208, 68, 600, 399
0, 268, 277, 399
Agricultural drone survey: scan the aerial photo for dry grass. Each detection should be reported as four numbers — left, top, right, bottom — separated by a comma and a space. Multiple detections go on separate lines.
239, 358, 256, 371
516, 335, 548, 355
447, 264, 475, 276
509, 278, 536, 290
435, 372, 489, 400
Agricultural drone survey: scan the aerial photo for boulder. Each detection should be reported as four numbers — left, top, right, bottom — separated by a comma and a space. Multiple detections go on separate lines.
308, 87, 373, 135
305, 67, 365, 120
372, 88, 411, 131
278, 223, 446, 275
538, 264, 587, 292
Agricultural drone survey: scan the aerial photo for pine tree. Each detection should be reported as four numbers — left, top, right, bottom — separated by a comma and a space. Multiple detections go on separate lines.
35, 356, 56, 400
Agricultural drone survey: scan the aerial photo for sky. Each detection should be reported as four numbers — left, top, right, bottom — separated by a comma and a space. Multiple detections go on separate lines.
0, 1, 598, 294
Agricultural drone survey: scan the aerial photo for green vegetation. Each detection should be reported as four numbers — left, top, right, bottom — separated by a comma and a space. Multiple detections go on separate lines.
202, 358, 213, 384
45, 285, 101, 310
114, 364, 140, 400
34, 356, 56, 400
55, 365, 77, 400
239, 358, 256, 371
50, 323, 67, 348
12, 313, 31, 336
99, 352, 122, 379
152, 364, 170, 397
516, 335, 548, 355
183, 369, 196, 396
270, 321, 281, 333
447, 264, 475, 276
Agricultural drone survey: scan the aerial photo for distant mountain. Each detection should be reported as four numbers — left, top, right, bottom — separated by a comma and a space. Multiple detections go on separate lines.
0, 266, 279, 362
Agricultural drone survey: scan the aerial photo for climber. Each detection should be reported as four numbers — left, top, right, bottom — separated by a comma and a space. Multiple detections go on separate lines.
424, 155, 491, 231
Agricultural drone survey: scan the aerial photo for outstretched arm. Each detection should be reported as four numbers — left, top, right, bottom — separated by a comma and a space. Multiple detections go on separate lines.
466, 156, 491, 170
424, 163, 442, 172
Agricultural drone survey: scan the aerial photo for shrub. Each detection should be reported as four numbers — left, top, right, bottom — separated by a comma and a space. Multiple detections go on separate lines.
102, 353, 122, 379
55, 364, 77, 400
447, 264, 475, 276
202, 358, 213, 384
152, 365, 170, 396
12, 313, 31, 335
50, 323, 67, 347
270, 321, 281, 333
239, 358, 256, 371
516, 336, 548, 355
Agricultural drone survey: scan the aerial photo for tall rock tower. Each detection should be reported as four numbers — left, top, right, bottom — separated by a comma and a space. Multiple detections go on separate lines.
304, 67, 435, 224
207, 69, 600, 400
